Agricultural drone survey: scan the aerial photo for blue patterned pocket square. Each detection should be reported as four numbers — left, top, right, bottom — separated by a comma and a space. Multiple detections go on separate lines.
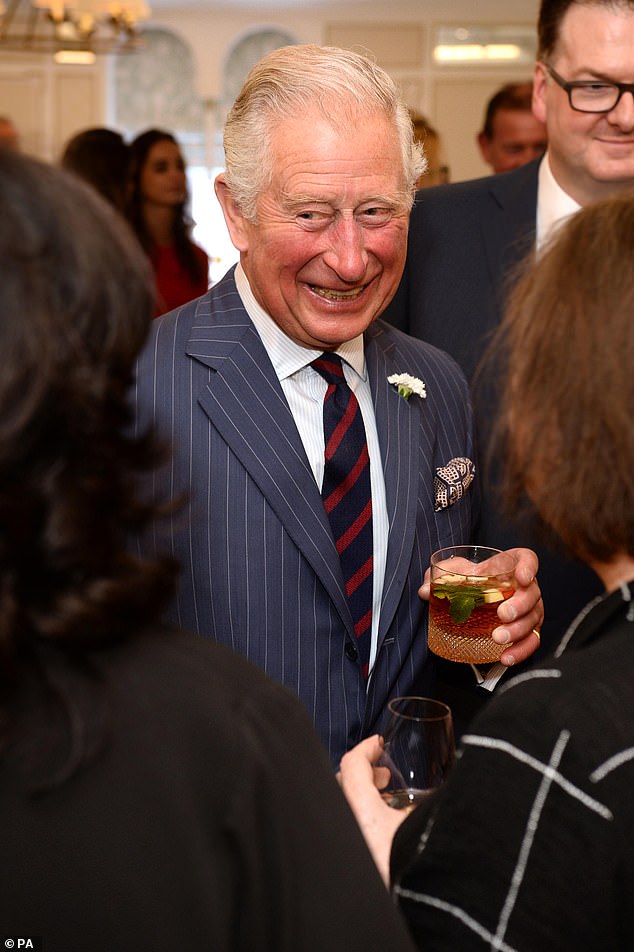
434, 457, 476, 512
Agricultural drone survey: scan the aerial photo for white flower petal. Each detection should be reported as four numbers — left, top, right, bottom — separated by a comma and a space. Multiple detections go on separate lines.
387, 373, 426, 399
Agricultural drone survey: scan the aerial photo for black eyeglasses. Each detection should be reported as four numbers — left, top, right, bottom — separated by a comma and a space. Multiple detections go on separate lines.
544, 63, 634, 113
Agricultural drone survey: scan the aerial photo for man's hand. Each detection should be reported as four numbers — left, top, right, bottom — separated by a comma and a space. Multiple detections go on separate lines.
419, 547, 543, 666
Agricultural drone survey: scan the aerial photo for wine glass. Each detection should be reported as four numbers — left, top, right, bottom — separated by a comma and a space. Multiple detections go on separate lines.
378, 696, 455, 812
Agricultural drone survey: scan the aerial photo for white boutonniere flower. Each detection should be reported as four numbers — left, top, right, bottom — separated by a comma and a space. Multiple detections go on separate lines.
388, 373, 427, 401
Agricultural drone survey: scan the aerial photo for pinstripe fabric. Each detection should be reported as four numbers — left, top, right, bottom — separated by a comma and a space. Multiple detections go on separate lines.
234, 273, 390, 672
133, 268, 477, 765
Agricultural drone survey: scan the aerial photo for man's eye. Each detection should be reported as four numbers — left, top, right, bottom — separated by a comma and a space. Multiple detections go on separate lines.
581, 83, 613, 95
295, 210, 331, 228
358, 207, 393, 225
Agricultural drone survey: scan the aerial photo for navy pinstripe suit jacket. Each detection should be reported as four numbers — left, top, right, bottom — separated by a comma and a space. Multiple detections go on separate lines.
133, 268, 477, 764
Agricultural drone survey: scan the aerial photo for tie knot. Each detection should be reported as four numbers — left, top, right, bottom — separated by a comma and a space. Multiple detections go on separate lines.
311, 353, 345, 387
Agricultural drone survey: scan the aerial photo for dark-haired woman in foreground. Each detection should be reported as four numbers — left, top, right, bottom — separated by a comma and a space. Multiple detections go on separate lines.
340, 195, 634, 951
0, 150, 416, 952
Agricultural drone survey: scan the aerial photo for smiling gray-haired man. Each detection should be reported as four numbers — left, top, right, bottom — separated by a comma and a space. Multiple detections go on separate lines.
133, 44, 542, 764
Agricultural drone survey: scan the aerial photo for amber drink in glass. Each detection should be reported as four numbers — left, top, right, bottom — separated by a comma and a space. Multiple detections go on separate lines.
428, 545, 516, 664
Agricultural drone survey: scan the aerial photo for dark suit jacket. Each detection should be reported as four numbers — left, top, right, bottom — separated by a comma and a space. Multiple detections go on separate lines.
133, 268, 477, 764
384, 160, 602, 667
385, 158, 538, 380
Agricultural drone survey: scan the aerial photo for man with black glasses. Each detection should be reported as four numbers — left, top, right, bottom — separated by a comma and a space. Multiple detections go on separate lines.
385, 0, 634, 719
532, 1, 634, 221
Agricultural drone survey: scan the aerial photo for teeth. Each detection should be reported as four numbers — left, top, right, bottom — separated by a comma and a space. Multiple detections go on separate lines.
311, 285, 364, 301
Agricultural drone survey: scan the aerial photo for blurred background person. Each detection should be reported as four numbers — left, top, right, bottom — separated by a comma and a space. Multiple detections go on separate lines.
60, 126, 130, 213
0, 116, 20, 152
0, 148, 417, 952
127, 127, 209, 315
340, 193, 634, 951
410, 110, 450, 187
477, 81, 547, 174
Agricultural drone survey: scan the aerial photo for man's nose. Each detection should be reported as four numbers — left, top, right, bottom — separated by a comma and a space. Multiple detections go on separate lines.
322, 217, 369, 281
608, 89, 634, 129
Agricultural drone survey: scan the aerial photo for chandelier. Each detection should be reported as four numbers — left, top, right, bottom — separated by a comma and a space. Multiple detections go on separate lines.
0, 0, 151, 55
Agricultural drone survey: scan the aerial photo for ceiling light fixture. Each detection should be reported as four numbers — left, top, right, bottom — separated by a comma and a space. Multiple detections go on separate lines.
434, 43, 521, 63
432, 24, 536, 67
0, 0, 150, 56
54, 47, 95, 62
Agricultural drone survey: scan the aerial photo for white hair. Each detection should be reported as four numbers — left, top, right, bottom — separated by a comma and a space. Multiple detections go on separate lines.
222, 44, 427, 221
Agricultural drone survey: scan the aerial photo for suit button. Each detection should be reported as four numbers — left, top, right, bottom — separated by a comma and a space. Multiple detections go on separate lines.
345, 642, 359, 662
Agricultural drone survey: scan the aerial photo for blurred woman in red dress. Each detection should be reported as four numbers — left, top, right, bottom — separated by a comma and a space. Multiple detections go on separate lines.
127, 128, 209, 315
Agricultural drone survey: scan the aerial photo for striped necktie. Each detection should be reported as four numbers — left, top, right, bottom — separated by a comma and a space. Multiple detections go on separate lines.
311, 353, 373, 678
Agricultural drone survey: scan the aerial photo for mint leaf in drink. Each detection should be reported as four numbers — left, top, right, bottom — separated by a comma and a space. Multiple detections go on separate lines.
449, 594, 478, 623
432, 581, 487, 623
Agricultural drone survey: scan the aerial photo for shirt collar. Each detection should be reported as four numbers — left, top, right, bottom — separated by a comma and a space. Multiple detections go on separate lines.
554, 581, 632, 658
536, 151, 581, 251
234, 262, 367, 382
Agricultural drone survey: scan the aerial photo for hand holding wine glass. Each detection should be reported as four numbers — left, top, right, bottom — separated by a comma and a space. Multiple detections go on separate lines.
339, 703, 455, 885
338, 734, 415, 886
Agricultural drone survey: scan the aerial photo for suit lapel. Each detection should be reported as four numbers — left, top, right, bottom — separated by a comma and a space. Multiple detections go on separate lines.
481, 160, 539, 301
365, 325, 420, 644
186, 274, 353, 631
186, 274, 427, 643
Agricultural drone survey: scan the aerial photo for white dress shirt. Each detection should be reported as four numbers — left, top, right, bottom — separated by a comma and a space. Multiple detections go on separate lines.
234, 263, 389, 677
536, 151, 582, 251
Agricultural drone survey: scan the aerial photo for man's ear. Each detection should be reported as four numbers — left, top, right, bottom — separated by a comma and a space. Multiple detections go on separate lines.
532, 61, 548, 125
214, 174, 250, 252
477, 131, 493, 166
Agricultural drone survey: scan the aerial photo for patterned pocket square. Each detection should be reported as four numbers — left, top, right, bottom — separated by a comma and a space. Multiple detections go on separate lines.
434, 457, 476, 512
